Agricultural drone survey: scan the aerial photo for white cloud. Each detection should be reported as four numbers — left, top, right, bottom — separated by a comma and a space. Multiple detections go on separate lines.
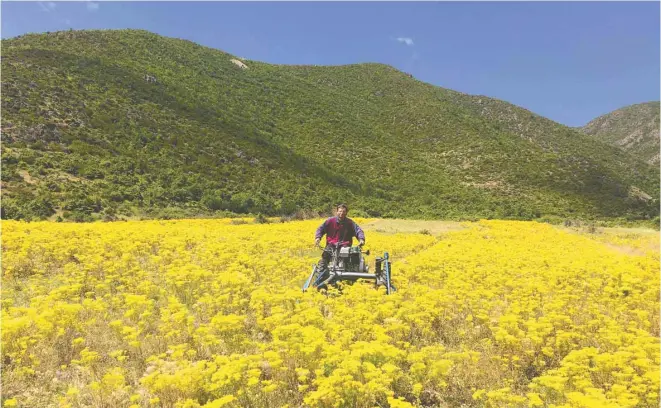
396, 37, 414, 46
87, 2, 100, 12
38, 1, 57, 12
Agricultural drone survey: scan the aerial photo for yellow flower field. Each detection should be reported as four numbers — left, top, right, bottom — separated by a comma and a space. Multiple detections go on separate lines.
1, 219, 659, 407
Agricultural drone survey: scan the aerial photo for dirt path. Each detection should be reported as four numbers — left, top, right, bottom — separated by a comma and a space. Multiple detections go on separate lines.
361, 219, 466, 235
555, 225, 659, 256
18, 170, 37, 184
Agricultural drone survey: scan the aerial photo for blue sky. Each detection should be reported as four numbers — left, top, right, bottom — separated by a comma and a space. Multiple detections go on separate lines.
2, 1, 659, 127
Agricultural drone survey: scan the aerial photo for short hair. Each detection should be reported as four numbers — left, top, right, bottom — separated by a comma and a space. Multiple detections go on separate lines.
336, 203, 348, 211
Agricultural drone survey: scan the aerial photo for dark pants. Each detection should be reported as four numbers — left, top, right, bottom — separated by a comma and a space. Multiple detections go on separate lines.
317, 245, 333, 271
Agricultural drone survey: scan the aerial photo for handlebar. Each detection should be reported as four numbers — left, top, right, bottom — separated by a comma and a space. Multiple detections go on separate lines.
315, 243, 365, 249
315, 244, 369, 258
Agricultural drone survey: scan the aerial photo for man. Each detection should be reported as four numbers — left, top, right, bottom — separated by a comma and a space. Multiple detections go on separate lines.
314, 203, 365, 272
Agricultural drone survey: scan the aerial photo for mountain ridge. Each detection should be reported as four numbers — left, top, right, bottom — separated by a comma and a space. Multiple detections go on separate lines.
579, 101, 660, 166
1, 29, 658, 222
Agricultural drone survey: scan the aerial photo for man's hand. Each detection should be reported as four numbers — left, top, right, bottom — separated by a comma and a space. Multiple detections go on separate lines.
315, 238, 321, 247
359, 239, 365, 246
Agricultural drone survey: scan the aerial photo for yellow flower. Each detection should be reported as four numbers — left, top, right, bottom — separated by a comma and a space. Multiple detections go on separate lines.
527, 392, 543, 407
1, 219, 658, 408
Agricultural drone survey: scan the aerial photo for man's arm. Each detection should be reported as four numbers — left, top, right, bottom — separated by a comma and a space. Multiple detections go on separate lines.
315, 219, 328, 246
353, 221, 365, 245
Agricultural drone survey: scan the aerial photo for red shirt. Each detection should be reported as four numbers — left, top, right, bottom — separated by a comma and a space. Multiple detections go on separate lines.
315, 216, 365, 247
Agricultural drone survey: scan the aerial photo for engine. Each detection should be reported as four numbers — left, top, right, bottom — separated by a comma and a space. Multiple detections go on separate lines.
337, 246, 368, 273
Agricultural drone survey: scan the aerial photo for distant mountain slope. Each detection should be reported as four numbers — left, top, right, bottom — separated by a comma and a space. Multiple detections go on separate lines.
1, 29, 658, 221
580, 102, 660, 165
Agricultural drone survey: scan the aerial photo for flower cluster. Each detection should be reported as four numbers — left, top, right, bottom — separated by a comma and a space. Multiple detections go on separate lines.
2, 219, 658, 407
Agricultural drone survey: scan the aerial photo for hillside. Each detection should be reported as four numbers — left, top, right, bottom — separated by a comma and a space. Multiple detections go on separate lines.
1, 29, 658, 222
579, 101, 660, 166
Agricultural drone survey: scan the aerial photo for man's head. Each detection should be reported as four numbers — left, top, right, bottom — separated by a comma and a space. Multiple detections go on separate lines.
336, 204, 348, 220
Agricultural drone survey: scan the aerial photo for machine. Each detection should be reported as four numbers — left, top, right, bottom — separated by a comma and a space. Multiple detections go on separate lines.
302, 244, 395, 294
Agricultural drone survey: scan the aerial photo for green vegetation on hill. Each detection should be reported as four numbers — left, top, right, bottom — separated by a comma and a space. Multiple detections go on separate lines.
1, 29, 659, 222
579, 101, 660, 166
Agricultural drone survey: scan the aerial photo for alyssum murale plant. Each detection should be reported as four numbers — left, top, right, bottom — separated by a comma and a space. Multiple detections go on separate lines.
2, 218, 658, 407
